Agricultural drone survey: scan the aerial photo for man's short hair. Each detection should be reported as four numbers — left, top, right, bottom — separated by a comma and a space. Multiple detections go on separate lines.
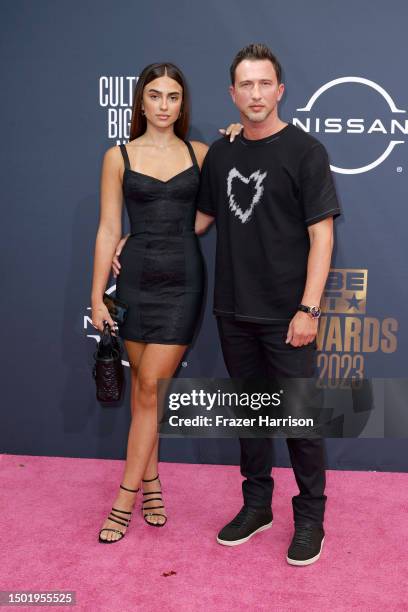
230, 43, 283, 85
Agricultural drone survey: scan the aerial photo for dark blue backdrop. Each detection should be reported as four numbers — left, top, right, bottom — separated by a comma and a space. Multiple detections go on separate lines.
2, 0, 407, 470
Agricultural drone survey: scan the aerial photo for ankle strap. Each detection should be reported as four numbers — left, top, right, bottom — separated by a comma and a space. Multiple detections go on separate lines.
120, 483, 140, 492
142, 474, 159, 483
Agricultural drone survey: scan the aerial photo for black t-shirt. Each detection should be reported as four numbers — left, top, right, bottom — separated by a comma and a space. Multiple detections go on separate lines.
196, 123, 341, 322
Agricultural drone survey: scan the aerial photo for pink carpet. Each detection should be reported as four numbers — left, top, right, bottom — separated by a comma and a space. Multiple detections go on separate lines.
1, 454, 407, 611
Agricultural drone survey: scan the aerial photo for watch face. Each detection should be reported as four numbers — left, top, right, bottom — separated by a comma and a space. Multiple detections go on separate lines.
310, 306, 321, 319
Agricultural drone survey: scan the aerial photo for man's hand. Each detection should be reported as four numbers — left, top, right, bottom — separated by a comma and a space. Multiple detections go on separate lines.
286, 311, 318, 347
112, 234, 130, 277
219, 122, 243, 142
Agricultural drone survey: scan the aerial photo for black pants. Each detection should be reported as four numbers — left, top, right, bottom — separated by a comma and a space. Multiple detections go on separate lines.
216, 316, 327, 526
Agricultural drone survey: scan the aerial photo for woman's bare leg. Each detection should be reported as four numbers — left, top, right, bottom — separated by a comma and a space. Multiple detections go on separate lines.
99, 339, 145, 542
99, 342, 187, 541
128, 349, 161, 522
129, 346, 168, 525
129, 358, 160, 482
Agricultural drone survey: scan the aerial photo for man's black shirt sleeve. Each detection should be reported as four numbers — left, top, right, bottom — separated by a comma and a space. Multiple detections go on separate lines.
196, 148, 216, 216
299, 142, 341, 226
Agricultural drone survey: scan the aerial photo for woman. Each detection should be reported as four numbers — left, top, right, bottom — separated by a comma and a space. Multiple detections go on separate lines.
91, 61, 241, 543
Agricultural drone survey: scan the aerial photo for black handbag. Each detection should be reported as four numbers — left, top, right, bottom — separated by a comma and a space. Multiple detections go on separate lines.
92, 322, 125, 403
103, 292, 128, 325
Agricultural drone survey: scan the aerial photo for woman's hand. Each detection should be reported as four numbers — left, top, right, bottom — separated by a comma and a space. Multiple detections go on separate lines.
91, 301, 117, 335
218, 122, 243, 142
112, 233, 130, 277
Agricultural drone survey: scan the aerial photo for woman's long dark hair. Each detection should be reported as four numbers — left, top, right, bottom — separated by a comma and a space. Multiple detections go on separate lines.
129, 62, 191, 141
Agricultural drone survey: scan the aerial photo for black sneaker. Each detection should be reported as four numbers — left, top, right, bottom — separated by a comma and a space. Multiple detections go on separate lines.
286, 523, 325, 566
217, 505, 273, 546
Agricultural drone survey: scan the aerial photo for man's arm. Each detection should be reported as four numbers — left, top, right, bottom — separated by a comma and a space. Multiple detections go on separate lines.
287, 139, 341, 347
286, 217, 333, 346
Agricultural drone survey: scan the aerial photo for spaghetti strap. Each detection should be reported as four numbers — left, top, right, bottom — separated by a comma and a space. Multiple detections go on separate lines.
119, 144, 131, 170
184, 140, 198, 167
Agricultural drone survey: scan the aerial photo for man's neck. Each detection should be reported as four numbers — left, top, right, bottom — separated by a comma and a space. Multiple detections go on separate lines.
241, 115, 288, 141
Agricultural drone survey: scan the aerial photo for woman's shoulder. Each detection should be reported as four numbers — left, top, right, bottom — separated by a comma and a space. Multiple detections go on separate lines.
102, 143, 124, 166
102, 143, 133, 177
189, 140, 209, 165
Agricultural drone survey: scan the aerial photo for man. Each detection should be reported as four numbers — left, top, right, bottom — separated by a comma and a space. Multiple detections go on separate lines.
195, 43, 341, 566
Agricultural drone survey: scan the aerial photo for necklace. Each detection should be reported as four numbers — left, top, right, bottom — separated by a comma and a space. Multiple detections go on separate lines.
136, 141, 179, 149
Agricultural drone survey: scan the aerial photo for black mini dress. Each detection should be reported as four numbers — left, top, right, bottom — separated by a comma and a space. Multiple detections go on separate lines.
115, 140, 205, 345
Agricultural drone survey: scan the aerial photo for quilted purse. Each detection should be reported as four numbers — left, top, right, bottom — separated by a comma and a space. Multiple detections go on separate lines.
92, 322, 124, 403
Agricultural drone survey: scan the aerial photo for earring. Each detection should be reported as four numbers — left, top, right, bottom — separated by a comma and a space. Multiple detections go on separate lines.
141, 109, 145, 115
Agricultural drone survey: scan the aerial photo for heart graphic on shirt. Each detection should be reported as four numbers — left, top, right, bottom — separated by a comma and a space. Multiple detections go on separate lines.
227, 167, 268, 224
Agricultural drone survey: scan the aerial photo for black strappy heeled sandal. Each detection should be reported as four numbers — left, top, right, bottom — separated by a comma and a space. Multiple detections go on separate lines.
98, 483, 140, 543
141, 474, 167, 527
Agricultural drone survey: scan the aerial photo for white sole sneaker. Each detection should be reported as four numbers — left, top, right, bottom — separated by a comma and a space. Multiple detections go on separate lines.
216, 519, 273, 547
286, 536, 325, 566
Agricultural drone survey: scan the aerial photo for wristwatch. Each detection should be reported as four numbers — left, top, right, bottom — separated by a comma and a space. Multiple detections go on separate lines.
297, 304, 322, 319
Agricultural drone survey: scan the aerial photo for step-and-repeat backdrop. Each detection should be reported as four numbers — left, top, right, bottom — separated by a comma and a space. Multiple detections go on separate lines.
3, 0, 407, 470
